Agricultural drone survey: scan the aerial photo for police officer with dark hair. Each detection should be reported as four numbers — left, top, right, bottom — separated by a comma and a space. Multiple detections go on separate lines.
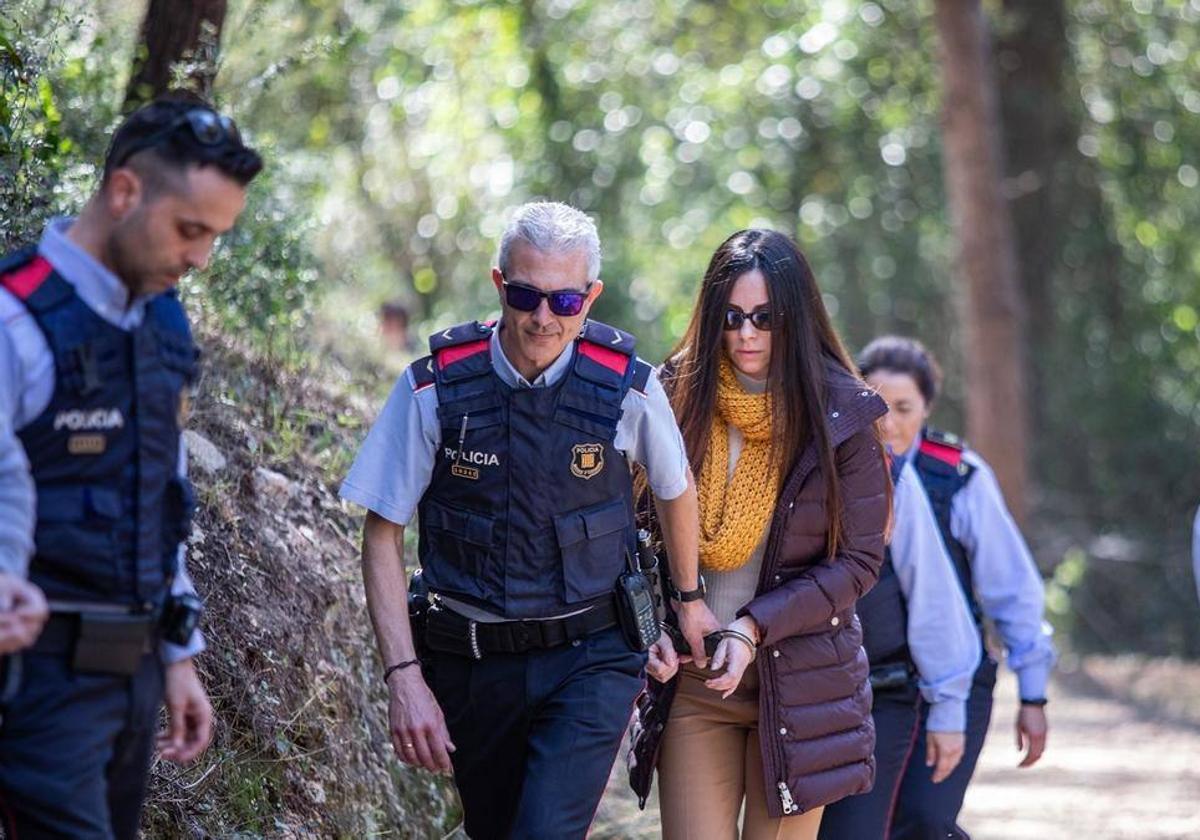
819, 455, 980, 839
858, 335, 1056, 840
341, 201, 717, 839
0, 95, 262, 838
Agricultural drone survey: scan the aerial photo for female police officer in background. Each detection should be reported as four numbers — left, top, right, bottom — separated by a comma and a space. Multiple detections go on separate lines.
646, 229, 891, 840
858, 335, 1056, 840
818, 455, 980, 839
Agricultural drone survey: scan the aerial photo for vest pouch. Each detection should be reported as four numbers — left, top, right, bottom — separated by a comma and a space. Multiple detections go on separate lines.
421, 499, 495, 593
32, 486, 124, 596
554, 498, 630, 604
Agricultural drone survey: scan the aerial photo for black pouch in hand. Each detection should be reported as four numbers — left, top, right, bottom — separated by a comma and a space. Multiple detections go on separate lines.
615, 569, 659, 653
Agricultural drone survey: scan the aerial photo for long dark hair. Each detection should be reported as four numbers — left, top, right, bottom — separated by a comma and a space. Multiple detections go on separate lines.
663, 229, 865, 558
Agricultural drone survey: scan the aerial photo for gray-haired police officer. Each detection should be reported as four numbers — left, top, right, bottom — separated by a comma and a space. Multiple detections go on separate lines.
0, 97, 262, 839
341, 201, 718, 840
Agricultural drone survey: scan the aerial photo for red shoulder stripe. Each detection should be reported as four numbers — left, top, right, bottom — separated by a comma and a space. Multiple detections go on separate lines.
579, 341, 629, 376
436, 339, 489, 370
1, 256, 53, 300
919, 438, 963, 467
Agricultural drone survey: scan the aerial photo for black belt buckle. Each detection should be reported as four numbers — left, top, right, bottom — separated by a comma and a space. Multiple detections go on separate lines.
72, 613, 154, 676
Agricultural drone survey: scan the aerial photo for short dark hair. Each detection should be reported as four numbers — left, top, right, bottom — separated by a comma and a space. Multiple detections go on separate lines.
103, 93, 263, 187
858, 335, 943, 405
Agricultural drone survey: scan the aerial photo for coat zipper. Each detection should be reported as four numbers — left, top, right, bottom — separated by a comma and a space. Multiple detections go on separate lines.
777, 781, 797, 815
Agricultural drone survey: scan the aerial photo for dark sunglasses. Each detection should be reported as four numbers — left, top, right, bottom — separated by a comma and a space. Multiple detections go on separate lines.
502, 278, 591, 317
723, 305, 776, 331
112, 108, 241, 169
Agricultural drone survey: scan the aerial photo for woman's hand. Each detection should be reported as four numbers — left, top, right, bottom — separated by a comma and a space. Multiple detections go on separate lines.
647, 630, 681, 683
926, 730, 966, 783
703, 616, 760, 699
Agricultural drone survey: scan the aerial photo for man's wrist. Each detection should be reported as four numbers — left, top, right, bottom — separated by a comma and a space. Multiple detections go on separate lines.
667, 573, 706, 603
1020, 697, 1049, 707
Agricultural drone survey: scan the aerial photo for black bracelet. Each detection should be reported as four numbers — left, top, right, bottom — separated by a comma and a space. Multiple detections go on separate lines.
383, 659, 420, 685
1020, 697, 1049, 707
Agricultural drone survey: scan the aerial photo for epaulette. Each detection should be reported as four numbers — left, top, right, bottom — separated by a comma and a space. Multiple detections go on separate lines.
579, 319, 636, 357
576, 319, 637, 383
0, 247, 53, 301
410, 355, 436, 392
428, 320, 494, 372
919, 427, 966, 468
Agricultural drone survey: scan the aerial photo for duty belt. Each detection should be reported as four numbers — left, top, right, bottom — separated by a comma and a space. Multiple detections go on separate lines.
31, 605, 157, 676
423, 598, 619, 659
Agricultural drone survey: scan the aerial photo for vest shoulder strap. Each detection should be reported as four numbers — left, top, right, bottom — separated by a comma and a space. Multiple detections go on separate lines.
918, 426, 966, 469
410, 354, 436, 391
429, 320, 492, 364
429, 320, 494, 385
575, 319, 637, 390
0, 249, 63, 309
579, 319, 636, 358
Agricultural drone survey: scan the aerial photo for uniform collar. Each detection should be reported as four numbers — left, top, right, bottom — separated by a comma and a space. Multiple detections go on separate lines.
489, 320, 576, 389
37, 217, 151, 329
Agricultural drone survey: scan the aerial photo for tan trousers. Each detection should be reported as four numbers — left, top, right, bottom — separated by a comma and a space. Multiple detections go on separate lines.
657, 665, 824, 840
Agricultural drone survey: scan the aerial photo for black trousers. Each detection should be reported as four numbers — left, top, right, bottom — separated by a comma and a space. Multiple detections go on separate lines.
890, 657, 998, 840
818, 681, 922, 840
426, 626, 645, 840
0, 651, 165, 840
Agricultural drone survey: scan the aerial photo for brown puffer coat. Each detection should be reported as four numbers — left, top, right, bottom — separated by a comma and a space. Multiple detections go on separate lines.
738, 364, 890, 818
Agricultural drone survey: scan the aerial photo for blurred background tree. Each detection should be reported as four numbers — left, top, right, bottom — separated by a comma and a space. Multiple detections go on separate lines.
3, 0, 1199, 656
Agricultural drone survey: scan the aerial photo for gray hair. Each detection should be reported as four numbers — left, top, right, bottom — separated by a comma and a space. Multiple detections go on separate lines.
496, 202, 602, 282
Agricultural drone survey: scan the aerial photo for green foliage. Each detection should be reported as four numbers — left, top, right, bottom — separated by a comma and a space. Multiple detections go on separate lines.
0, 1, 68, 250
5, 0, 1200, 658
181, 164, 322, 358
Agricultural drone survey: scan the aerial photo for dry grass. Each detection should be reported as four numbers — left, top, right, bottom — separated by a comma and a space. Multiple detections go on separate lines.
141, 331, 458, 838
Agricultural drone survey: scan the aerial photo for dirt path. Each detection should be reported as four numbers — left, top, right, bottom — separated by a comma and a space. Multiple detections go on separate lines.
593, 658, 1200, 839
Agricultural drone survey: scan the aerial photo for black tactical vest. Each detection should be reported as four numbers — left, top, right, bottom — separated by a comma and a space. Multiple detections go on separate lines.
858, 454, 911, 670
913, 427, 982, 628
1, 246, 197, 608
415, 319, 653, 619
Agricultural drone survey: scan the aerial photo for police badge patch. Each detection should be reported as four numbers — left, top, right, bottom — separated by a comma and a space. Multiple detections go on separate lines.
570, 443, 604, 479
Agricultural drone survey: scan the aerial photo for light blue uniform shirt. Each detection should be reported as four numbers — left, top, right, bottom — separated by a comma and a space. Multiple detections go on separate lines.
900, 443, 1057, 701
1192, 505, 1200, 606
340, 321, 691, 527
0, 218, 204, 663
890, 461, 981, 732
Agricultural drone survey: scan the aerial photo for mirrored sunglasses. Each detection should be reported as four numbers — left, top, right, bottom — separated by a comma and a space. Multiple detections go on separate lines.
113, 108, 241, 168
502, 279, 590, 317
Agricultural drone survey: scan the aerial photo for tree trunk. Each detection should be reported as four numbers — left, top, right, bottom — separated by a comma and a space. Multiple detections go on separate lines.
995, 0, 1070, 432
933, 0, 1030, 522
123, 0, 228, 112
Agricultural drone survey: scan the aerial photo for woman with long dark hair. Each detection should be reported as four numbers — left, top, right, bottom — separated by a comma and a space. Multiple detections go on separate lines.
647, 229, 892, 839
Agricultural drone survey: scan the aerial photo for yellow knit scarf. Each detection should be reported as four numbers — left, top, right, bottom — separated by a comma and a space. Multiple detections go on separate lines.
697, 359, 780, 572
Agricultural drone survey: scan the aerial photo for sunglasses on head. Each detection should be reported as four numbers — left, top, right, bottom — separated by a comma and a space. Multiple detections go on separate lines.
112, 108, 241, 169
501, 276, 591, 317
723, 305, 776, 331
